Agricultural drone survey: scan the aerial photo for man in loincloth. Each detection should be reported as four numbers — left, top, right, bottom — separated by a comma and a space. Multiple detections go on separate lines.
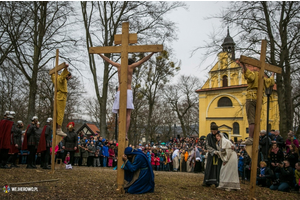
98, 53, 156, 138
236, 60, 275, 145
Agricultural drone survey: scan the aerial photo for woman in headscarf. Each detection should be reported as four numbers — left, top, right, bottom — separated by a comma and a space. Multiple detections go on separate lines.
172, 148, 180, 172
215, 133, 240, 191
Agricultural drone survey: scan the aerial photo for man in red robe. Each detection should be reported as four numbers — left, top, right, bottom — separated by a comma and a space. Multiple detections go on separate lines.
37, 118, 52, 169
0, 111, 15, 169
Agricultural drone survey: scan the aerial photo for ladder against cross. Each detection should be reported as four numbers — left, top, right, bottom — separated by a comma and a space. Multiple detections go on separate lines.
239, 40, 281, 200
89, 22, 163, 193
48, 49, 67, 174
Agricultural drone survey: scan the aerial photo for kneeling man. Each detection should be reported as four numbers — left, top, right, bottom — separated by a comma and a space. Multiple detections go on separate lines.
122, 147, 154, 194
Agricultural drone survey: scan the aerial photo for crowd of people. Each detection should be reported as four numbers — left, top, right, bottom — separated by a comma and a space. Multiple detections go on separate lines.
1, 111, 300, 194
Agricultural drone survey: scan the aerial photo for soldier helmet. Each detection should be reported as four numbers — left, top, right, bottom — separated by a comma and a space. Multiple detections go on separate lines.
4, 111, 10, 116
31, 116, 38, 121
46, 118, 53, 123
7, 111, 15, 119
17, 120, 23, 125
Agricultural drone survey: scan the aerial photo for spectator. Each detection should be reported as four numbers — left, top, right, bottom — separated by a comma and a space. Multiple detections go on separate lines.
285, 132, 299, 154
259, 130, 271, 161
108, 146, 115, 167
151, 153, 155, 170
102, 142, 109, 167
270, 130, 284, 150
155, 155, 160, 171
256, 161, 273, 187
64, 152, 70, 164
270, 160, 294, 192
285, 144, 299, 170
88, 141, 96, 167
74, 141, 81, 166
81, 143, 88, 166
269, 143, 284, 173
94, 149, 100, 167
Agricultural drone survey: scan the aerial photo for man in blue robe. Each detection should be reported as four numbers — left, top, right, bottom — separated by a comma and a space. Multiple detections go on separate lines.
122, 147, 154, 194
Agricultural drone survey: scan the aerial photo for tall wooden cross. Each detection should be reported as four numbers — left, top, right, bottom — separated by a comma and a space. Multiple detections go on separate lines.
89, 22, 163, 193
48, 49, 68, 174
240, 40, 282, 200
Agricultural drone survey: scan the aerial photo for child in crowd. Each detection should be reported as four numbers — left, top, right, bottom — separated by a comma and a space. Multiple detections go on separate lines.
155, 155, 160, 171
108, 146, 115, 167
94, 149, 100, 167
74, 141, 81, 166
64, 152, 70, 164
151, 153, 155, 170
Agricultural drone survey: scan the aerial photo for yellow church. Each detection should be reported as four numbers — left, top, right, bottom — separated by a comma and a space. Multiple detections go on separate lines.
196, 29, 280, 142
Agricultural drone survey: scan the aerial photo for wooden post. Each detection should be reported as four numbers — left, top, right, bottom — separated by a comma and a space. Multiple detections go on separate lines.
248, 40, 267, 199
51, 49, 59, 174
88, 22, 163, 193
239, 40, 281, 200
116, 22, 129, 194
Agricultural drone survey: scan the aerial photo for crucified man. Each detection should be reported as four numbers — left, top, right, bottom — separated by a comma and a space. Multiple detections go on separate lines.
236, 60, 275, 145
98, 52, 156, 139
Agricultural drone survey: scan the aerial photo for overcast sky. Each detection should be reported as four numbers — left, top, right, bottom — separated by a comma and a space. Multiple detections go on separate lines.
166, 1, 230, 84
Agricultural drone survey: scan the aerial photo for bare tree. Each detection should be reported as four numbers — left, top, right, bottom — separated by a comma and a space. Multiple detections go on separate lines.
164, 75, 201, 137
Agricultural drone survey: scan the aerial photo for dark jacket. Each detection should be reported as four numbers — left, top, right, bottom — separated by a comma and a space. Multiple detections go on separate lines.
88, 145, 96, 157
274, 165, 294, 185
285, 152, 299, 169
44, 125, 52, 147
62, 129, 78, 151
269, 149, 284, 164
259, 135, 271, 157
13, 126, 22, 149
270, 135, 284, 149
27, 123, 37, 146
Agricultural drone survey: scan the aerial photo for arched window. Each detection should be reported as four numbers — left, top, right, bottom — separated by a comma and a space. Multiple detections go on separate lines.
222, 75, 228, 87
218, 97, 232, 107
233, 122, 239, 134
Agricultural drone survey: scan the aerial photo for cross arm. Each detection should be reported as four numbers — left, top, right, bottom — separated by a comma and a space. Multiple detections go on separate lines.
240, 55, 282, 74
49, 62, 67, 75
89, 46, 122, 54
128, 45, 163, 53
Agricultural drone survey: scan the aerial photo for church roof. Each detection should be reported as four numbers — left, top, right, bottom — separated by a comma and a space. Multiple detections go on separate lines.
222, 27, 235, 46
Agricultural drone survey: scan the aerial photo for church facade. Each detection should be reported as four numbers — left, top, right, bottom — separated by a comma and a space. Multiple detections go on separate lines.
196, 29, 280, 141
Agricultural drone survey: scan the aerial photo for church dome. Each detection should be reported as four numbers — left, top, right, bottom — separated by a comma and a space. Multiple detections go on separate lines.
222, 27, 235, 46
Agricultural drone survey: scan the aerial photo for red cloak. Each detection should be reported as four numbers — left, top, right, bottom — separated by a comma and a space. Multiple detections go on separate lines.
21, 124, 30, 150
0, 120, 14, 149
37, 125, 47, 153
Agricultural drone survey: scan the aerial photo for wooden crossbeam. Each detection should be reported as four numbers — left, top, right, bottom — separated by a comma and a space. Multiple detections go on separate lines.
49, 62, 67, 75
128, 45, 163, 53
240, 55, 282, 74
89, 45, 163, 54
114, 33, 137, 45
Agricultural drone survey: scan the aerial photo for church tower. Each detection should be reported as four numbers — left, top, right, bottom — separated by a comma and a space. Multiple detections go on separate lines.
221, 27, 235, 60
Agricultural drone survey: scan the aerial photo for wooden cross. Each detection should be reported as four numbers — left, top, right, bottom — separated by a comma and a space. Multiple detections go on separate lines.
89, 22, 163, 193
240, 40, 281, 200
48, 49, 67, 174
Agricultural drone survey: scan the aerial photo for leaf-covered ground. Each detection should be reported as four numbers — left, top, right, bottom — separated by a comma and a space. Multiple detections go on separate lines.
0, 166, 299, 200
